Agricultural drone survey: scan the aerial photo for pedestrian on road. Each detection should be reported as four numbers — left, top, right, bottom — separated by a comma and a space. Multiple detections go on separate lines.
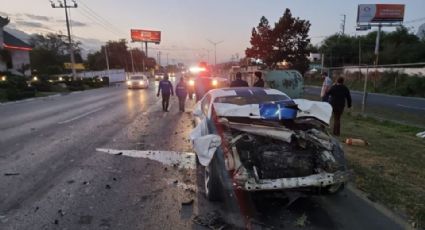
230, 72, 249, 87
253, 71, 265, 87
157, 74, 174, 112
176, 77, 188, 112
320, 72, 333, 102
325, 77, 352, 136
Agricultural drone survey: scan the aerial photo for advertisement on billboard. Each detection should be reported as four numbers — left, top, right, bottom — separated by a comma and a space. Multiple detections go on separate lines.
357, 4, 405, 23
131, 29, 161, 43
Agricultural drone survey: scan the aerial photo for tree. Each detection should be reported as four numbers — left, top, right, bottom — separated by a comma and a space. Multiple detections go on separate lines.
245, 16, 274, 66
29, 33, 82, 74
272, 9, 311, 73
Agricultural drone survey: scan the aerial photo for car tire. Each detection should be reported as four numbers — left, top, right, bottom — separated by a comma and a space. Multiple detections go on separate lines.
204, 155, 222, 201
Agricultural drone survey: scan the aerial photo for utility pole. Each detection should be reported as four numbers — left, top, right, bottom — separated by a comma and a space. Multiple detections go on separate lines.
340, 14, 346, 35
130, 48, 135, 73
166, 53, 169, 66
104, 45, 110, 77
207, 39, 224, 68
51, 0, 78, 80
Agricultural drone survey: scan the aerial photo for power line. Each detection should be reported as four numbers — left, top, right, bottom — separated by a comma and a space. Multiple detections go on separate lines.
76, 7, 123, 38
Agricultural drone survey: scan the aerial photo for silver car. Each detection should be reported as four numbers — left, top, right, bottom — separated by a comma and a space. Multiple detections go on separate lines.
127, 75, 149, 89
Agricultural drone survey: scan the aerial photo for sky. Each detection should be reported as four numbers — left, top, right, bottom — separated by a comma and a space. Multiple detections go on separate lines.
1, 0, 425, 65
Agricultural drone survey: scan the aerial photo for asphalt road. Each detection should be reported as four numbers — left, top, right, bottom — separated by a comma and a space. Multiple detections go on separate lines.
304, 86, 425, 127
0, 81, 409, 230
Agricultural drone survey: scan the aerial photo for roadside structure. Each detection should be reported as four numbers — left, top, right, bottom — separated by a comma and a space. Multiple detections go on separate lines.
0, 16, 32, 76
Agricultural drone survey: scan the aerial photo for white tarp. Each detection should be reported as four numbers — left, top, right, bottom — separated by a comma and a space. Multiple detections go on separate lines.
293, 99, 333, 125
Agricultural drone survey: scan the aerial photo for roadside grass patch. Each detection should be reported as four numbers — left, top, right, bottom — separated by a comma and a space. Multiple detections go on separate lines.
340, 113, 425, 226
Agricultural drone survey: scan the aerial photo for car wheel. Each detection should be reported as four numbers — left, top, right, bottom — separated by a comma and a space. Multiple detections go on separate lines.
205, 156, 222, 201
324, 182, 345, 195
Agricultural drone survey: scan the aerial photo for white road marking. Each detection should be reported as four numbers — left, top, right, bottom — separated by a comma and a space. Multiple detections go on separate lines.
58, 107, 105, 124
396, 104, 425, 111
96, 148, 196, 169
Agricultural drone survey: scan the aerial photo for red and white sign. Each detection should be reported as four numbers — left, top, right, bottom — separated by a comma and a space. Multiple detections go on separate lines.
357, 4, 405, 23
131, 29, 161, 43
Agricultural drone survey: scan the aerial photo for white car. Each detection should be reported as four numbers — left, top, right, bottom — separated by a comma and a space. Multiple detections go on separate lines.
127, 75, 149, 89
190, 87, 350, 201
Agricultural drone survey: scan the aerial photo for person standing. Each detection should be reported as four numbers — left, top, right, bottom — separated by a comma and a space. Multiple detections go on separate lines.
230, 72, 249, 87
253, 71, 265, 87
320, 72, 332, 102
157, 74, 174, 112
325, 77, 352, 136
175, 77, 188, 112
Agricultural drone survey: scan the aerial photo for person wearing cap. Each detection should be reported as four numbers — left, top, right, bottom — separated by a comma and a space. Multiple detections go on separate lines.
325, 77, 352, 136
320, 72, 332, 102
230, 72, 249, 87
253, 71, 265, 87
175, 77, 188, 112
157, 74, 174, 112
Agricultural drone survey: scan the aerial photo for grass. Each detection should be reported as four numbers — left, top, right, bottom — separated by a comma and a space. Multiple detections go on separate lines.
338, 112, 425, 227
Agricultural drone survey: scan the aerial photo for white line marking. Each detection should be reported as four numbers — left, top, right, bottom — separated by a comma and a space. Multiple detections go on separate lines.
58, 107, 105, 124
96, 148, 196, 169
396, 104, 425, 111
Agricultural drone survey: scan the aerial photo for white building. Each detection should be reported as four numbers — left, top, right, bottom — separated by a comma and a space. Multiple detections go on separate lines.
0, 16, 32, 76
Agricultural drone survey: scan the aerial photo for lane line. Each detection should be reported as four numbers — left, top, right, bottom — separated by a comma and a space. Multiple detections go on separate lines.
57, 107, 105, 124
396, 104, 425, 111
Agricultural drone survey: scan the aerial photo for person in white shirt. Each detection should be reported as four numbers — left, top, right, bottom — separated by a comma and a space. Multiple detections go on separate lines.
320, 72, 332, 102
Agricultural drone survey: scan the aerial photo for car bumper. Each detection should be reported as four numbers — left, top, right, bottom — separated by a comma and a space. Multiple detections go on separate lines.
240, 171, 351, 191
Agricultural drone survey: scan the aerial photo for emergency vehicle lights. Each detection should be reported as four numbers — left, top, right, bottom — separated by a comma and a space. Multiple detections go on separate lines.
212, 79, 218, 86
188, 79, 195, 86
189, 66, 206, 73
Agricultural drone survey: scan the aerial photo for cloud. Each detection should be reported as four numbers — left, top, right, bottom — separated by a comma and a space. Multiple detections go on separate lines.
24, 13, 51, 21
57, 19, 88, 27
14, 20, 48, 29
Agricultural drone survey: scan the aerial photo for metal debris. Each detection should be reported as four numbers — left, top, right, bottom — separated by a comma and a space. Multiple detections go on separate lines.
4, 173, 20, 176
192, 211, 227, 230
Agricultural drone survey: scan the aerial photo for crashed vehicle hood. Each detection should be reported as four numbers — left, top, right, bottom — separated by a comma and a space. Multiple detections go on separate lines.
213, 99, 332, 125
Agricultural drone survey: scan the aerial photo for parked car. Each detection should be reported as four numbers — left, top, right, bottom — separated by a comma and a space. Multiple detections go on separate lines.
190, 87, 350, 201
127, 75, 149, 89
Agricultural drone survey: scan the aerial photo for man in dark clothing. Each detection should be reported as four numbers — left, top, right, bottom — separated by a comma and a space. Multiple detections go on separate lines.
253, 71, 265, 87
230, 72, 248, 87
325, 77, 352, 136
175, 77, 188, 112
157, 75, 174, 111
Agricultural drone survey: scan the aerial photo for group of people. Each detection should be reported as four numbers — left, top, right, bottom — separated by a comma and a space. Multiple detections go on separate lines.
157, 71, 266, 112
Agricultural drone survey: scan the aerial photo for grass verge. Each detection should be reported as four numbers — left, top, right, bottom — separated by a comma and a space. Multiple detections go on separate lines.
339, 112, 424, 227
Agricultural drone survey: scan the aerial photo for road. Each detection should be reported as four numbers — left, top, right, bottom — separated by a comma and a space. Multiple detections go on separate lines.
304, 86, 425, 127
0, 80, 408, 230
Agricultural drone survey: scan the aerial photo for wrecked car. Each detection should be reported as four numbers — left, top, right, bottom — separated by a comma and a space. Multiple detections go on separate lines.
190, 87, 350, 201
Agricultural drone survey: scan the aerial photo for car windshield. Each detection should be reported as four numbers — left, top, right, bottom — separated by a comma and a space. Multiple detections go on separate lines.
130, 76, 144, 80
214, 94, 290, 105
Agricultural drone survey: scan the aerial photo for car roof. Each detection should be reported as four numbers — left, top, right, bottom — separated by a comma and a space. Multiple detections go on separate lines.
207, 87, 288, 99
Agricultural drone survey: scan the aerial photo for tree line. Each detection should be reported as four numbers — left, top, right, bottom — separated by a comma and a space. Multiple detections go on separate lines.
245, 9, 425, 73
29, 34, 157, 75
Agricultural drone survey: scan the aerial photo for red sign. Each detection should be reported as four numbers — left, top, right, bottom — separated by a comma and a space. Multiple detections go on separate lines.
131, 29, 161, 43
357, 4, 405, 23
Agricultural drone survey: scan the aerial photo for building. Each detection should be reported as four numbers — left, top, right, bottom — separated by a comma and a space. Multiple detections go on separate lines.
0, 16, 32, 76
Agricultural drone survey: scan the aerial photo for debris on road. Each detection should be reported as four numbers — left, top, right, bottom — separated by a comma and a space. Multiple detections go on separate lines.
416, 131, 425, 138
105, 184, 111, 189
192, 211, 227, 230
67, 180, 75, 184
54, 219, 59, 225
345, 138, 369, 146
4, 173, 20, 176
294, 213, 309, 227
58, 209, 65, 217
115, 152, 123, 155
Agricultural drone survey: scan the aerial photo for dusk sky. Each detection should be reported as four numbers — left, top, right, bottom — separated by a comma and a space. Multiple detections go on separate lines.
1, 0, 425, 65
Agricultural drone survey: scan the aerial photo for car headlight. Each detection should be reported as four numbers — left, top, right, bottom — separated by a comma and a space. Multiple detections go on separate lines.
139, 81, 144, 85
189, 79, 195, 86
127, 81, 131, 85
212, 79, 218, 87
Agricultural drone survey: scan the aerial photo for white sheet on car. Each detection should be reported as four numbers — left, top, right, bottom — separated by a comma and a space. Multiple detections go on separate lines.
293, 99, 333, 125
213, 99, 332, 125
190, 118, 222, 166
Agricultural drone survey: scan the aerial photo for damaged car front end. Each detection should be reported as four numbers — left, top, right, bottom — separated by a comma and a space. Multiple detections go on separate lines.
190, 88, 351, 201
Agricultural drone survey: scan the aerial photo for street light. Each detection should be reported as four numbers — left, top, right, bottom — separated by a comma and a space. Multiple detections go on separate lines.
207, 39, 223, 67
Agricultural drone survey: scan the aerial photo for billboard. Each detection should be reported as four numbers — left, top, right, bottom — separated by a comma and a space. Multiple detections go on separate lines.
131, 29, 161, 43
357, 4, 405, 23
